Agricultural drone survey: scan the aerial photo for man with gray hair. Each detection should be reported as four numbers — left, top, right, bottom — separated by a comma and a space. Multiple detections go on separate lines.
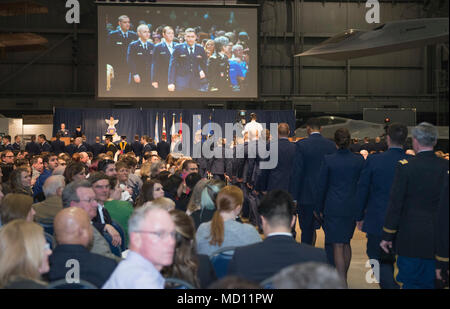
269, 262, 346, 289
380, 122, 448, 289
62, 180, 121, 262
74, 137, 87, 153
33, 175, 65, 222
103, 204, 176, 288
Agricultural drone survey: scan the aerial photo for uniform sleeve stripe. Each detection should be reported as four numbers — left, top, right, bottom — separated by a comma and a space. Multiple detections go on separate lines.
436, 255, 449, 262
383, 227, 397, 234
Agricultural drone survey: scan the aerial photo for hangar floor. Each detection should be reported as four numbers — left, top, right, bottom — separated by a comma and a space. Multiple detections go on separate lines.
294, 220, 379, 289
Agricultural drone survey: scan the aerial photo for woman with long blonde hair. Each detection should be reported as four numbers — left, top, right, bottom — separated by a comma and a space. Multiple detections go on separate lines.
0, 220, 52, 288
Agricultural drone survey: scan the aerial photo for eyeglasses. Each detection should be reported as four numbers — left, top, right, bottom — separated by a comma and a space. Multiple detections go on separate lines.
135, 230, 176, 240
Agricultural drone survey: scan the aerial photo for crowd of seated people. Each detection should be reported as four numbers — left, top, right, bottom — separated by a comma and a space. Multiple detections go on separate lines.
0, 119, 448, 289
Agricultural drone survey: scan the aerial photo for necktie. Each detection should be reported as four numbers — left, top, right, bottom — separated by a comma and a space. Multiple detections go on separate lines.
189, 47, 193, 55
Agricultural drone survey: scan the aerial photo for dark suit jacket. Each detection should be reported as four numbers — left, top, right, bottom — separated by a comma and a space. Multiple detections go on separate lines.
48, 244, 117, 288
168, 43, 207, 91
356, 148, 412, 236
92, 142, 106, 159
206, 52, 230, 92
316, 149, 365, 217
74, 144, 87, 153
127, 40, 155, 85
51, 139, 66, 155
258, 138, 296, 192
65, 144, 77, 157
228, 235, 328, 283
40, 142, 52, 153
92, 206, 113, 234
156, 141, 170, 160
151, 41, 177, 89
12, 142, 21, 151
142, 143, 156, 156
290, 134, 337, 205
131, 140, 143, 157
26, 141, 41, 155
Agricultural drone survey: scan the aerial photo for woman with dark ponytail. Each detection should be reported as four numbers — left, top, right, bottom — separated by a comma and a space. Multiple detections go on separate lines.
196, 185, 261, 256
316, 128, 365, 286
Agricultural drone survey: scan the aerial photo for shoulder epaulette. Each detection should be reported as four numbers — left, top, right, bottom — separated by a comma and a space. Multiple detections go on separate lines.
399, 159, 408, 165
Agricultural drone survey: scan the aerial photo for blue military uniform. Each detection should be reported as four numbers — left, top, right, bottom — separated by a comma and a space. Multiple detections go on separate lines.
25, 141, 41, 155
289, 133, 337, 245
257, 138, 296, 192
4, 143, 14, 151
127, 39, 154, 92
168, 43, 208, 93
142, 143, 156, 156
106, 29, 138, 90
382, 151, 448, 289
92, 142, 106, 159
151, 40, 177, 94
12, 142, 21, 151
51, 139, 66, 155
65, 143, 76, 157
356, 147, 412, 289
40, 141, 52, 153
316, 149, 365, 244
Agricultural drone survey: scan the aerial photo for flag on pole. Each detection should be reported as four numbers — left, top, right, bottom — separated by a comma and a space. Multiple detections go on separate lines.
154, 113, 159, 144
195, 114, 202, 132
162, 114, 167, 140
179, 113, 183, 142
209, 113, 213, 136
171, 113, 176, 137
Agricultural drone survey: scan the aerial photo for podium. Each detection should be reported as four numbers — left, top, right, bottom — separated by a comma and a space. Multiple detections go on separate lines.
51, 137, 71, 146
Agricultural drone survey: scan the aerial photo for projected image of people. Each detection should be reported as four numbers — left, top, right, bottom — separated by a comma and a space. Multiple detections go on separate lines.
98, 6, 257, 99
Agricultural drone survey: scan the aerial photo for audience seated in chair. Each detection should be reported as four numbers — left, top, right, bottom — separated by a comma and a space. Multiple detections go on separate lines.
196, 185, 261, 256
32, 175, 65, 222
162, 210, 217, 288
227, 190, 327, 283
62, 180, 121, 262
0, 220, 52, 289
103, 204, 176, 289
48, 207, 117, 288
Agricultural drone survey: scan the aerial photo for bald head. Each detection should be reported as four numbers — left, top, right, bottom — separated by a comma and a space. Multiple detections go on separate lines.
54, 207, 93, 247
278, 123, 290, 138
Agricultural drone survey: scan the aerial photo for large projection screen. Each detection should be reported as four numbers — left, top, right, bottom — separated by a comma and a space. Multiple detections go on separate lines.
97, 4, 258, 99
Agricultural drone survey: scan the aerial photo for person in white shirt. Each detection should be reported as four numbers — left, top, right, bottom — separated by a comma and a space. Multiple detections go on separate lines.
242, 113, 263, 142
103, 204, 176, 289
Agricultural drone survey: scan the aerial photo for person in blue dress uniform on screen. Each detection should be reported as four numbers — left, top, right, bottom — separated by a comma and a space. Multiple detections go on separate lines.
106, 15, 138, 92
151, 26, 177, 95
127, 24, 154, 93
168, 28, 208, 94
